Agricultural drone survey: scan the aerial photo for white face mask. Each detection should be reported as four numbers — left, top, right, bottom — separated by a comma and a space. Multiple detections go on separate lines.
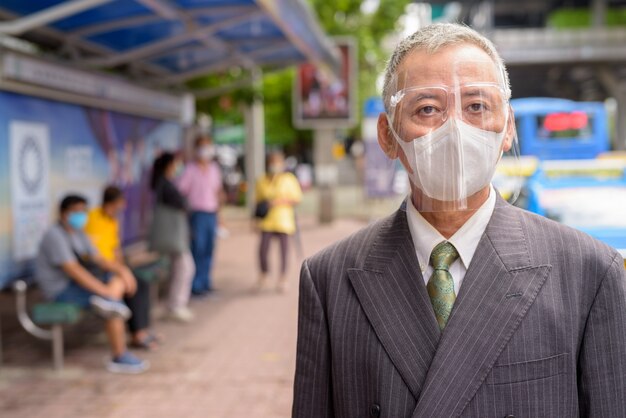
198, 145, 216, 161
392, 118, 505, 202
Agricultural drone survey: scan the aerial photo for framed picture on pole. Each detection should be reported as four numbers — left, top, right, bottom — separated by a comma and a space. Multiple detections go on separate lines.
293, 37, 357, 129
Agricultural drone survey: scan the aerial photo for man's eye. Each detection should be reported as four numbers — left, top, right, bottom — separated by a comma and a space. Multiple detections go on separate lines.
418, 106, 437, 115
468, 103, 486, 112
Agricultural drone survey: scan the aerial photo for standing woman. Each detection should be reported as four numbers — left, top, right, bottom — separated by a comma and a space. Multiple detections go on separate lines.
255, 151, 302, 292
149, 153, 195, 322
177, 136, 223, 296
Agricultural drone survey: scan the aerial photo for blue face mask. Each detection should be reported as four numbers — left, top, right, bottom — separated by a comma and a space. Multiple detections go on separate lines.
67, 212, 88, 230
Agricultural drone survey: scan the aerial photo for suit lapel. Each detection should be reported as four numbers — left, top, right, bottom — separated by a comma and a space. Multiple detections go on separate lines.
412, 196, 551, 417
348, 206, 441, 400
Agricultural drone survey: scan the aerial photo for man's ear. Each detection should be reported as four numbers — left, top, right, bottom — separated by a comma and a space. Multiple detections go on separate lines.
502, 104, 515, 153
377, 112, 399, 159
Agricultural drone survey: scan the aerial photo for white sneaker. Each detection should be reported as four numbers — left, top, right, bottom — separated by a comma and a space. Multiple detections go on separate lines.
217, 226, 230, 239
89, 296, 132, 320
166, 307, 194, 323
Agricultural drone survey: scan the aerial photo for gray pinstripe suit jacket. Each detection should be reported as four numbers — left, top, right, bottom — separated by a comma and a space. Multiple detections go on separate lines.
293, 196, 626, 418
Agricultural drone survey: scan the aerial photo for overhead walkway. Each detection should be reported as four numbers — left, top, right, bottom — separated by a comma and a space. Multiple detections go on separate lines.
492, 27, 626, 64
491, 26, 626, 150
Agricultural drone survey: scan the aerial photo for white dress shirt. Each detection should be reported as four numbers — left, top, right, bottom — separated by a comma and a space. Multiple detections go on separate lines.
405, 186, 496, 295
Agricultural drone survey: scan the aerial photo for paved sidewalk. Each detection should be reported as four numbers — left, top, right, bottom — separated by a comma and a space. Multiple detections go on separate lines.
0, 214, 369, 418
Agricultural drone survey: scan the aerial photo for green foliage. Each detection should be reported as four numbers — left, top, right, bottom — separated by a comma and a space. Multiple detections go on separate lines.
548, 7, 626, 28
309, 0, 412, 132
191, 0, 411, 147
262, 69, 313, 146
190, 72, 258, 126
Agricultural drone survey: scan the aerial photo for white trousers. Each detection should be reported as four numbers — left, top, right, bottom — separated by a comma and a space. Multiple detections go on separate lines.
167, 250, 195, 310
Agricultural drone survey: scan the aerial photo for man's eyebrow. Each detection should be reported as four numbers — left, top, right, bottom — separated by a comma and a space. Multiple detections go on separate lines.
413, 93, 436, 100
461, 88, 499, 100
461, 89, 483, 97
408, 91, 443, 102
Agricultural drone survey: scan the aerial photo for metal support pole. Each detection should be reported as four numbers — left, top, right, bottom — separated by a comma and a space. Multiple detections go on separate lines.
615, 92, 626, 151
592, 0, 607, 28
51, 325, 64, 371
471, 1, 495, 32
244, 69, 266, 213
598, 67, 626, 150
313, 128, 337, 224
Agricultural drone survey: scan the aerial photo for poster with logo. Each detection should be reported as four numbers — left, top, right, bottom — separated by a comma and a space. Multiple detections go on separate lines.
10, 121, 50, 261
0, 90, 182, 289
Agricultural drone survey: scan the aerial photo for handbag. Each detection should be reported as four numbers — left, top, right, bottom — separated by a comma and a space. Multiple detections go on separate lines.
149, 203, 189, 254
254, 200, 270, 219
149, 183, 189, 254
255, 174, 283, 219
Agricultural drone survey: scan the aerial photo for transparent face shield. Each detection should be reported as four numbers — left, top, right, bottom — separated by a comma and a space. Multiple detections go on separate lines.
386, 60, 520, 212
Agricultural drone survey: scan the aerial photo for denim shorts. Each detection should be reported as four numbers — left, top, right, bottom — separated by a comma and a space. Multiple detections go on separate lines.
54, 273, 111, 308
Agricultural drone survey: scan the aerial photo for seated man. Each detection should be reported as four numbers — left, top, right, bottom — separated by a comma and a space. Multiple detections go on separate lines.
85, 185, 161, 350
35, 195, 148, 374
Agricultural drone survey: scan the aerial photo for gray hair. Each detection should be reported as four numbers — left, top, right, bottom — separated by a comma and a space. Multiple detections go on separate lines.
382, 23, 511, 113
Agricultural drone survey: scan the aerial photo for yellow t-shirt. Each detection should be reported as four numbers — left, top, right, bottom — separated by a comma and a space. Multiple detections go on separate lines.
85, 207, 120, 262
256, 172, 302, 235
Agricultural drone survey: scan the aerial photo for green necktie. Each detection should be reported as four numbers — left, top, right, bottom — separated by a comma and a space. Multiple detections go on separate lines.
427, 241, 459, 331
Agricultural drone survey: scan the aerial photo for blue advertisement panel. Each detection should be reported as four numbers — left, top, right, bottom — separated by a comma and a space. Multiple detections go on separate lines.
362, 97, 406, 198
0, 91, 182, 288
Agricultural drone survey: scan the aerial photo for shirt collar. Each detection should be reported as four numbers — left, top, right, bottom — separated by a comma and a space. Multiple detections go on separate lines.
406, 185, 497, 269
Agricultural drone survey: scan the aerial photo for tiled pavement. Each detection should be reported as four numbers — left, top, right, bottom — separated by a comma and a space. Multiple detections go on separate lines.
0, 213, 370, 418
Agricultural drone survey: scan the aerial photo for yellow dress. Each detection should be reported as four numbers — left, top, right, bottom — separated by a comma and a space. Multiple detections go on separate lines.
256, 172, 302, 235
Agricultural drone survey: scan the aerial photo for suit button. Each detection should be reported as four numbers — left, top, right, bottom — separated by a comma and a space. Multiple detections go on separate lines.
370, 403, 381, 417
504, 415, 515, 418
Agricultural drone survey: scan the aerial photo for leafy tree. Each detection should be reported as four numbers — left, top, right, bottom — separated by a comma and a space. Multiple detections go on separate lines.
191, 0, 411, 147
308, 0, 412, 134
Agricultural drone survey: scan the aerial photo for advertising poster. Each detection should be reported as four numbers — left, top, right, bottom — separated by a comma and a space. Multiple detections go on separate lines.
364, 141, 397, 198
10, 121, 50, 261
293, 38, 356, 128
0, 91, 182, 288
362, 97, 403, 198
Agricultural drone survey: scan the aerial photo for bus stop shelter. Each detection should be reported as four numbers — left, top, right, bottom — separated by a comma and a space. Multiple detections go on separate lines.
0, 0, 339, 282
0, 0, 339, 79
0, 0, 340, 366
0, 0, 341, 217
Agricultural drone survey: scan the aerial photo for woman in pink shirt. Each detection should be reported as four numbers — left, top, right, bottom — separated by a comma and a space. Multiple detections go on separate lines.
177, 136, 223, 295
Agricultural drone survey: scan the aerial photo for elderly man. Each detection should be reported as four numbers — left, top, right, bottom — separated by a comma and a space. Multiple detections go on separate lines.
292, 23, 626, 418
